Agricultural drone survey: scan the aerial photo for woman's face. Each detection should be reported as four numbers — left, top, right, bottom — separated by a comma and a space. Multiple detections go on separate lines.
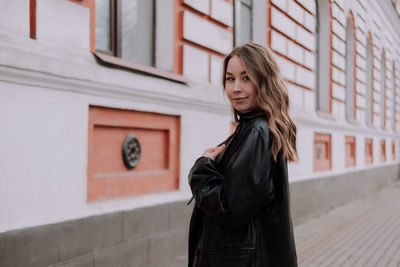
224, 56, 258, 113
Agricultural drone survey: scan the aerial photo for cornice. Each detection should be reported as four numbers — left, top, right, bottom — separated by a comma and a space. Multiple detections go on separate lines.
0, 64, 231, 115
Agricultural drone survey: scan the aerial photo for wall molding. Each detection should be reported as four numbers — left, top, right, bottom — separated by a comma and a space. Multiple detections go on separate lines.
0, 64, 230, 115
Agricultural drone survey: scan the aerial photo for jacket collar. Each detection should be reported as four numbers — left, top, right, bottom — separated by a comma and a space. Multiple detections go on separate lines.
238, 108, 264, 122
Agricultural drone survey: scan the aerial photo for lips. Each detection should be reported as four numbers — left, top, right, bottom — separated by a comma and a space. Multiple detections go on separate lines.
232, 97, 248, 103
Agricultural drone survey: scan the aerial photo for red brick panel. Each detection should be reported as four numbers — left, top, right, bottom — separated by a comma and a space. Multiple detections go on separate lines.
380, 140, 386, 162
392, 140, 396, 160
365, 138, 373, 164
345, 136, 356, 167
268, 0, 317, 92
314, 133, 331, 172
175, 0, 232, 79
87, 106, 180, 202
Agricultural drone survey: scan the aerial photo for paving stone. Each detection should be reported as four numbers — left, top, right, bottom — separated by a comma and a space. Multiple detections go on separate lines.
148, 226, 187, 267
294, 180, 400, 267
93, 238, 148, 267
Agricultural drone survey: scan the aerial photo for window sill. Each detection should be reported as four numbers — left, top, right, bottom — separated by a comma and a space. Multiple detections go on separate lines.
316, 110, 336, 121
346, 117, 359, 126
93, 52, 187, 84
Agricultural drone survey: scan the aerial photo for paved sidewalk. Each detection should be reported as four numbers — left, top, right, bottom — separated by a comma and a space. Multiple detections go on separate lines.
294, 180, 400, 267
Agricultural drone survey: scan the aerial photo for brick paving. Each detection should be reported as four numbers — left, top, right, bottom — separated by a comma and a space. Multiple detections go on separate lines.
294, 180, 400, 267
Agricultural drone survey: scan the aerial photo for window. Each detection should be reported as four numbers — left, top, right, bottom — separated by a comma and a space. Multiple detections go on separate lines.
234, 0, 252, 46
346, 15, 356, 120
345, 14, 356, 121
392, 62, 397, 130
380, 49, 386, 129
365, 34, 373, 125
316, 0, 331, 113
95, 0, 155, 66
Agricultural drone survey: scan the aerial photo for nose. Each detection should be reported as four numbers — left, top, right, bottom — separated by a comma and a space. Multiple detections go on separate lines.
233, 80, 242, 92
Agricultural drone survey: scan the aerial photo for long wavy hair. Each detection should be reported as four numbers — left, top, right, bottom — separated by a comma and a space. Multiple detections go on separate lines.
222, 43, 298, 162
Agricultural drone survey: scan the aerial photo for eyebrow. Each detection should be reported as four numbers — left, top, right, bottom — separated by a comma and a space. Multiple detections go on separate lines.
225, 71, 247, 75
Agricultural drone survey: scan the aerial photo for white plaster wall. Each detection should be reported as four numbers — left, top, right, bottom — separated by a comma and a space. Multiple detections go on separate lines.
37, 0, 90, 50
0, 72, 231, 233
0, 0, 399, 234
0, 0, 29, 37
0, 0, 233, 233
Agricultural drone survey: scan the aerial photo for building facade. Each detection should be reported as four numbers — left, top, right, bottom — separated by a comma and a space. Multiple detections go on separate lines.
0, 0, 399, 266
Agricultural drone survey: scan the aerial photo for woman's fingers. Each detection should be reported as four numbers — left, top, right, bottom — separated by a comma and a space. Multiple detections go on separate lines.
214, 144, 226, 155
201, 144, 226, 160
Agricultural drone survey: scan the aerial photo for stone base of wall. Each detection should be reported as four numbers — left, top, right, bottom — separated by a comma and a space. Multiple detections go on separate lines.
0, 202, 192, 267
290, 163, 400, 225
1, 164, 399, 267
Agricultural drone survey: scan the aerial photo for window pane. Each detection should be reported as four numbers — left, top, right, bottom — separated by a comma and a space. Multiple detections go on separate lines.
316, 0, 330, 113
121, 0, 154, 66
345, 17, 354, 120
95, 0, 111, 52
239, 3, 251, 45
241, 0, 252, 7
365, 38, 372, 124
235, 1, 252, 47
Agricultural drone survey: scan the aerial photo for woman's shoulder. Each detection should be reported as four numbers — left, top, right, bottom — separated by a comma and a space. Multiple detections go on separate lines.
242, 116, 270, 140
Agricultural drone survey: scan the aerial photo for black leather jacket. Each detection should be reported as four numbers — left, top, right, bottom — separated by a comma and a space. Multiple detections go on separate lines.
188, 113, 298, 267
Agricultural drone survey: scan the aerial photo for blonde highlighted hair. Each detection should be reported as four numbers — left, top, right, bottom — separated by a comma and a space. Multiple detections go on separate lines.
222, 43, 298, 162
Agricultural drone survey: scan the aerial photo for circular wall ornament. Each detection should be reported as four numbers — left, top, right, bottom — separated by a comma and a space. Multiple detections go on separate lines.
122, 133, 141, 169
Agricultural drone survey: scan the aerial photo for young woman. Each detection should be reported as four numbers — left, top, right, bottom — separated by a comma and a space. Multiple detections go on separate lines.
188, 43, 299, 267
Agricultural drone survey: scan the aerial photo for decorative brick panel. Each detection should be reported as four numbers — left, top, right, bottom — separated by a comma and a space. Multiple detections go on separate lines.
210, 0, 233, 26
184, 0, 210, 14
183, 44, 209, 81
345, 136, 356, 167
268, 0, 317, 94
177, 1, 232, 80
392, 140, 396, 160
87, 106, 180, 202
183, 11, 232, 54
365, 138, 373, 164
314, 133, 332, 172
380, 140, 386, 162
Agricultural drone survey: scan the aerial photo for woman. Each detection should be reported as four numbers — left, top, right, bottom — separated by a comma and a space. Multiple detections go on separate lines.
188, 43, 299, 267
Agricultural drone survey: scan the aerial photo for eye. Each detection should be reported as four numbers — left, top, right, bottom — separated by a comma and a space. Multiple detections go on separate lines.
225, 76, 234, 81
242, 76, 250, 81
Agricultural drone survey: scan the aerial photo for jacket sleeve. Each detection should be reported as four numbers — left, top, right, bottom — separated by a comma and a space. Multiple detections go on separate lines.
188, 126, 275, 230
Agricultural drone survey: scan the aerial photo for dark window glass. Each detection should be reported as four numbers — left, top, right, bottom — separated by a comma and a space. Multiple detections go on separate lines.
95, 0, 111, 52
121, 0, 154, 66
95, 0, 155, 66
234, 0, 252, 47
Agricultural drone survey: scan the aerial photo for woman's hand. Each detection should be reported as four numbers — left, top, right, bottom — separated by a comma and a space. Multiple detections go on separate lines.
201, 144, 226, 161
